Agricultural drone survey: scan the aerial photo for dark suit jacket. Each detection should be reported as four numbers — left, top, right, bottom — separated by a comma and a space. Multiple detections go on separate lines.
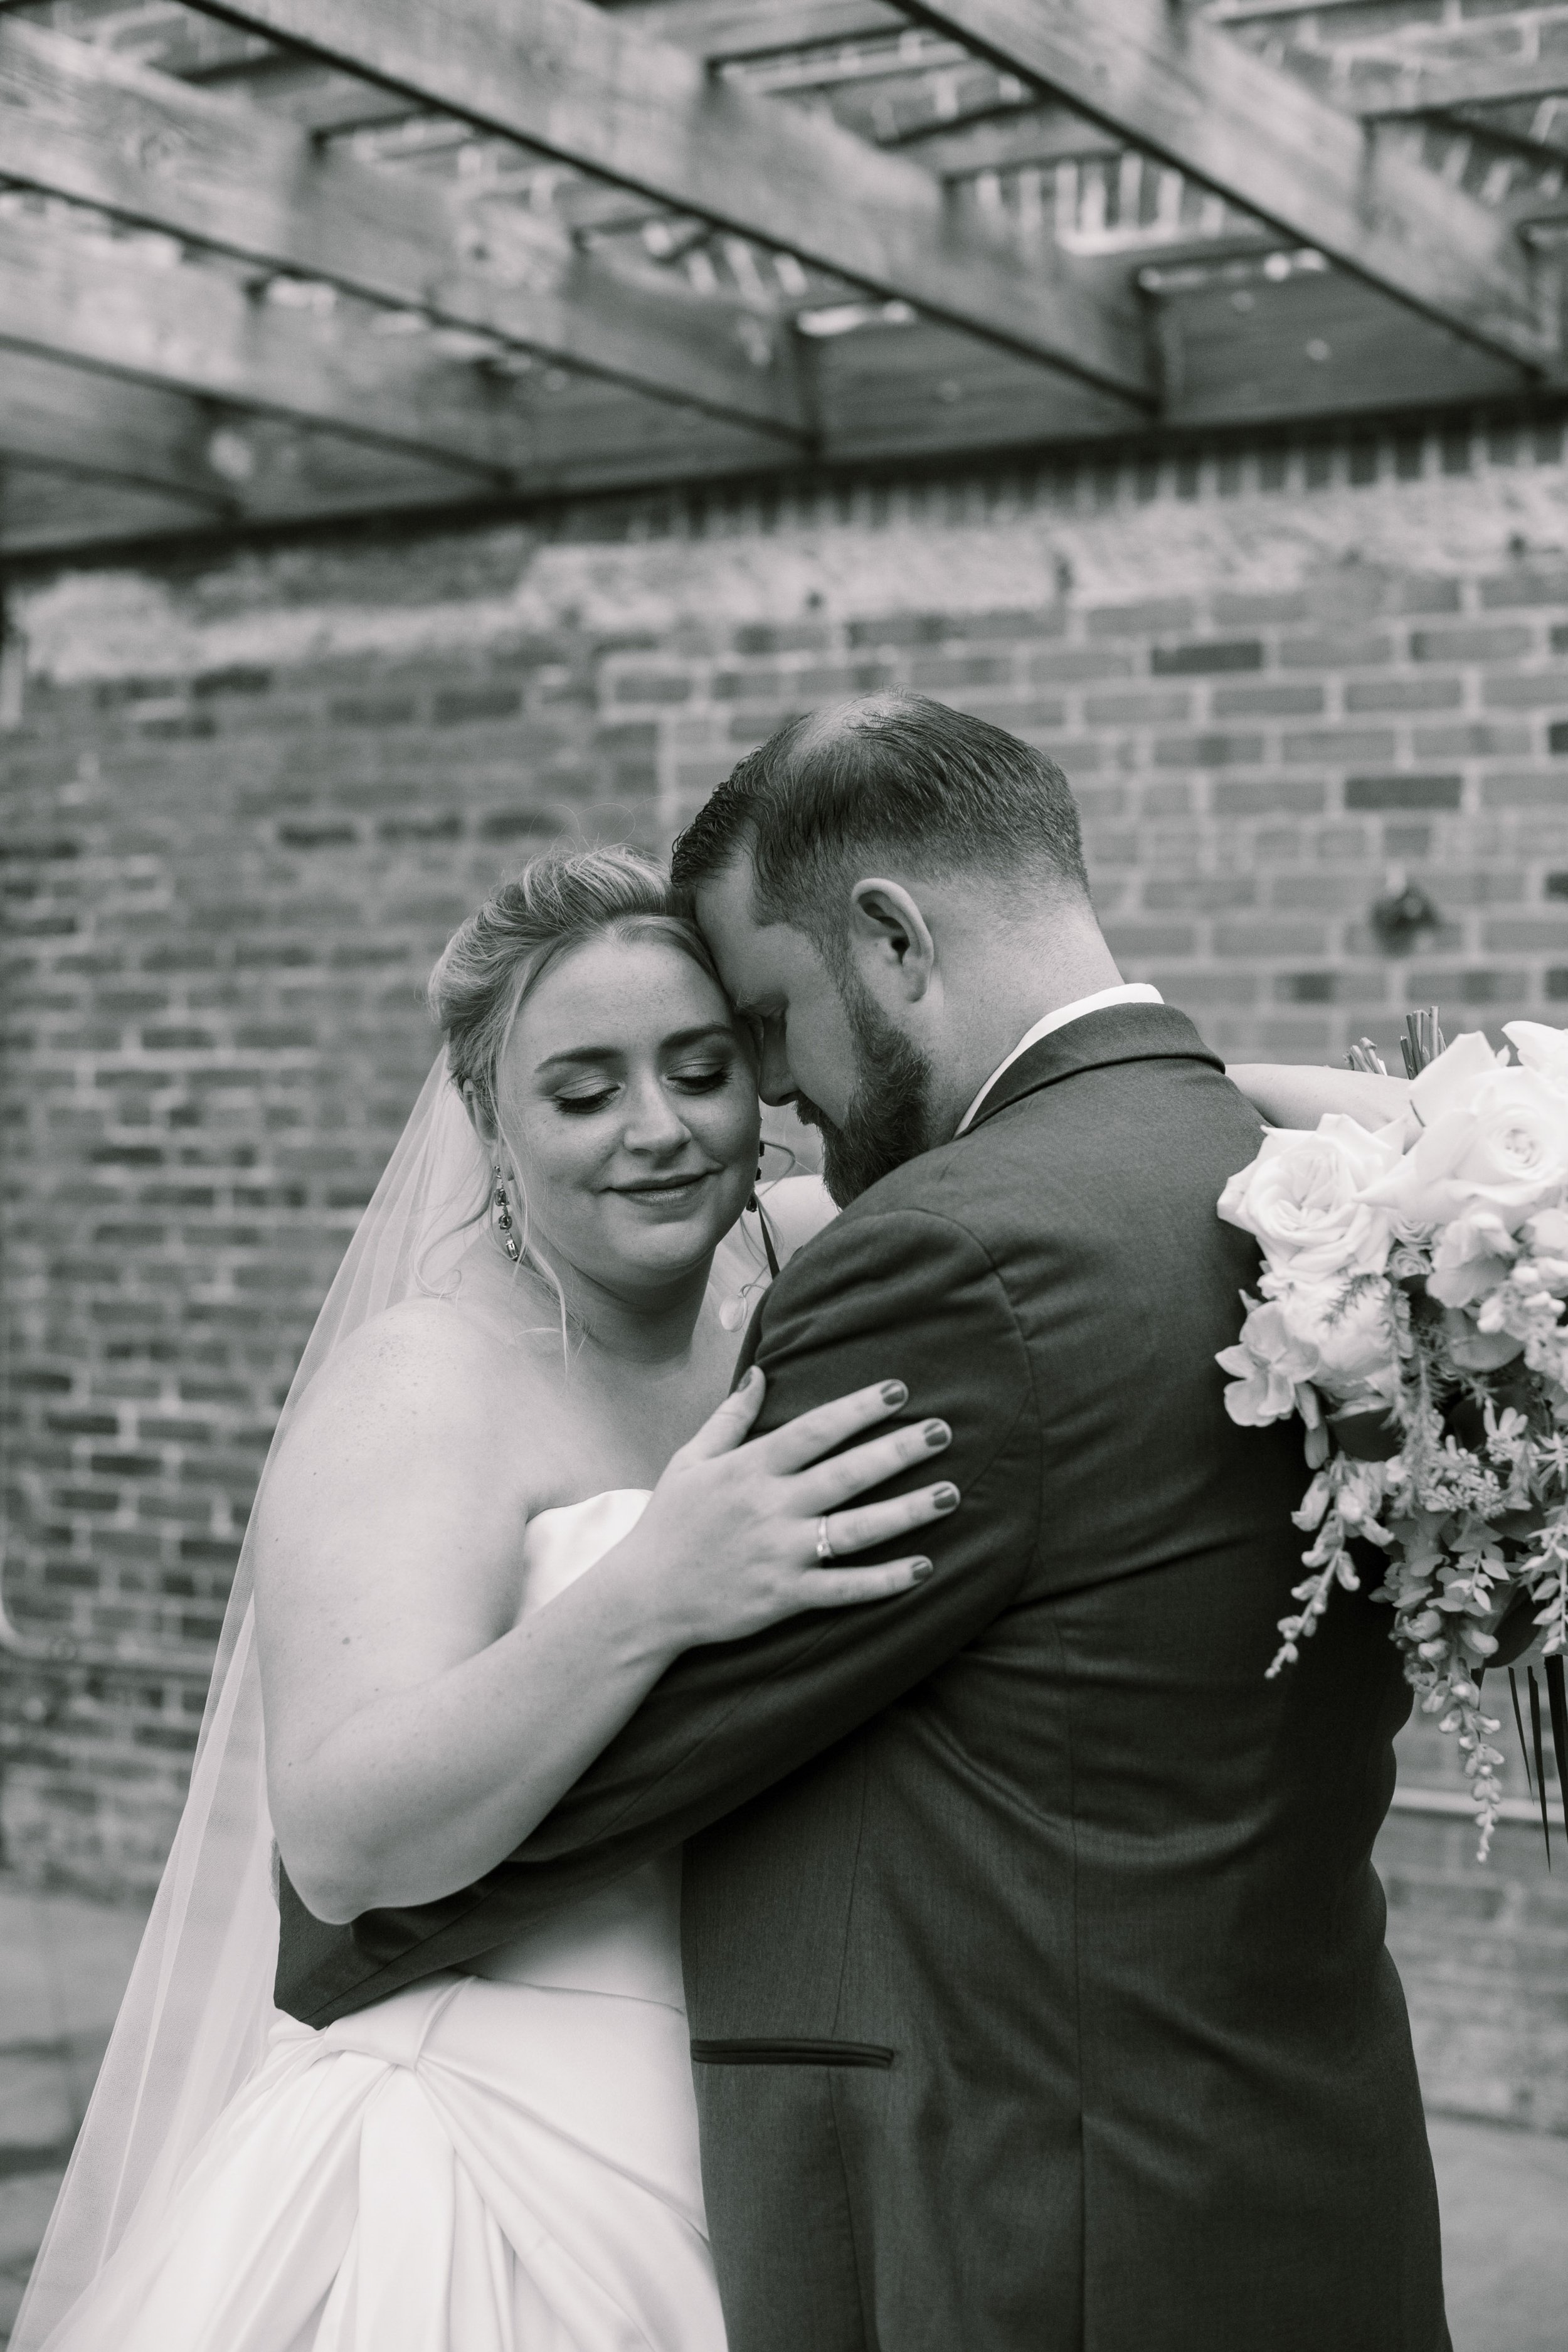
277, 1004, 1446, 2352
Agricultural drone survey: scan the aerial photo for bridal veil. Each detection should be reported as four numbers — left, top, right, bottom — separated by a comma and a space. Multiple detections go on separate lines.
12, 1057, 492, 2349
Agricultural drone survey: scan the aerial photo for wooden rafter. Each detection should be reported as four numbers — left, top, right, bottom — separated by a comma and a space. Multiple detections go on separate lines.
1350, 56, 1568, 123
0, 206, 791, 492
0, 342, 514, 531
0, 13, 810, 442
0, 344, 234, 508
899, 0, 1549, 370
610, 1, 904, 56
179, 0, 1153, 403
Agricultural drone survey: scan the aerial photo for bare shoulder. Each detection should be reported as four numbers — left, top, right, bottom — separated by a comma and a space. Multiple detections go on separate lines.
257, 1295, 569, 1560
281, 1296, 530, 1464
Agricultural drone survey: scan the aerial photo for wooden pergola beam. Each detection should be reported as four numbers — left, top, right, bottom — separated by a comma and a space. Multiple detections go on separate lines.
0, 346, 235, 510
610, 1, 906, 56
898, 0, 1549, 369
0, 342, 543, 526
1348, 53, 1568, 121
182, 0, 1154, 403
0, 14, 809, 443
0, 208, 789, 494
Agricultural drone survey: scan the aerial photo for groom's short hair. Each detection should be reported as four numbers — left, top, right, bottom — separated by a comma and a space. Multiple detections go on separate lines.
669, 692, 1089, 943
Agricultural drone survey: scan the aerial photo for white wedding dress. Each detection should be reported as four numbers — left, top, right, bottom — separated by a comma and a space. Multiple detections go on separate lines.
45, 1487, 725, 2352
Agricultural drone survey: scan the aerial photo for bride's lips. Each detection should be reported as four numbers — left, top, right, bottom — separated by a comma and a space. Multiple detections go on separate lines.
612, 1172, 716, 1209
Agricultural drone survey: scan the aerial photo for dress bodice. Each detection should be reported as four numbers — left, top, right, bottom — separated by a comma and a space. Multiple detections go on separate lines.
462, 1489, 689, 2011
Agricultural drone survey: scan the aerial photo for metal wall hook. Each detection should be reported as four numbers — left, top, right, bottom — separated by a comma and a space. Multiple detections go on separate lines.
1369, 866, 1443, 955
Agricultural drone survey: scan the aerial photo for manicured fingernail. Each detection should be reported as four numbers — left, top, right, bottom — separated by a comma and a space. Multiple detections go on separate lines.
881, 1380, 908, 1407
911, 1559, 933, 1581
933, 1485, 959, 1512
923, 1420, 949, 1449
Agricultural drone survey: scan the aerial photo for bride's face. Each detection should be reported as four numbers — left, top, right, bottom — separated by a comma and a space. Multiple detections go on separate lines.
492, 933, 760, 1293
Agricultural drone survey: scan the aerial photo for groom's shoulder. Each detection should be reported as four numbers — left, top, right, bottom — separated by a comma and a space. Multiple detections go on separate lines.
842, 1017, 1263, 1248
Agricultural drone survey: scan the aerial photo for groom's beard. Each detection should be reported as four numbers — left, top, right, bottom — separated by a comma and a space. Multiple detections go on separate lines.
800, 978, 935, 1207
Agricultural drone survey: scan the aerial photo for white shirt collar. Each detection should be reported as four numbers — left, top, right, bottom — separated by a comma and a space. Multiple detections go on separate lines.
954, 984, 1165, 1136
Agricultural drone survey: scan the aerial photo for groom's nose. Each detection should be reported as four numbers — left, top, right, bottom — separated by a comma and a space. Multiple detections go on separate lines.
757, 1030, 797, 1106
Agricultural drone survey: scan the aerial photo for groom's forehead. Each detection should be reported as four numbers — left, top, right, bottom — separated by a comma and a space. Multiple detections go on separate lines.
693, 863, 817, 1003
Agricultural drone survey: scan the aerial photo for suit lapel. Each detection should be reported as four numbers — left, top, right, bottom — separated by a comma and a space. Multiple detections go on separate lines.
964, 1003, 1226, 1136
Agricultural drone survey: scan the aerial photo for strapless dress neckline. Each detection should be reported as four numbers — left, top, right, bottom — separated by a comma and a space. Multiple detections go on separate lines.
461, 1486, 684, 2011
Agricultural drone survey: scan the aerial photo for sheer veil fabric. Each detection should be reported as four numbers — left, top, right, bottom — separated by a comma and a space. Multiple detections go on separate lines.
14, 1057, 499, 2349
15, 1053, 804, 2350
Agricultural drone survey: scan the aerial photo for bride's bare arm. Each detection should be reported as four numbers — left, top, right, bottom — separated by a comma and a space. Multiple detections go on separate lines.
255, 1308, 951, 1924
1227, 1063, 1411, 1131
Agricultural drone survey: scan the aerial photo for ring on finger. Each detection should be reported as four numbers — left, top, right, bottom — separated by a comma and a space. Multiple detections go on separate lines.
815, 1515, 835, 1562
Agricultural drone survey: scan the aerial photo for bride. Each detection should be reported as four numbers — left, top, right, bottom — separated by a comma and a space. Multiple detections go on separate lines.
14, 845, 1406, 2352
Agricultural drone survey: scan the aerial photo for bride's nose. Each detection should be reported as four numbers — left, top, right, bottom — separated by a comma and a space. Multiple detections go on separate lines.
620, 1076, 697, 1156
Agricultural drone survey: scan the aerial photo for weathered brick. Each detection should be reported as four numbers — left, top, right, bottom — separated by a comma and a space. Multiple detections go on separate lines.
1028, 647, 1135, 684
1214, 919, 1331, 957
1344, 677, 1463, 714
1480, 568, 1568, 609
1085, 596, 1197, 638
6, 453, 1568, 1924
1279, 632, 1397, 670
1149, 640, 1263, 676
1482, 671, 1568, 710
1411, 625, 1534, 663
1283, 728, 1401, 765
1345, 775, 1463, 812
1209, 684, 1325, 718
1083, 689, 1193, 725
1152, 732, 1267, 768
1411, 723, 1533, 760
1481, 918, 1568, 953
1210, 780, 1327, 815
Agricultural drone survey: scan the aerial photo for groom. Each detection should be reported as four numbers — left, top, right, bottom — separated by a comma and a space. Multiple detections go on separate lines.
282, 694, 1446, 2349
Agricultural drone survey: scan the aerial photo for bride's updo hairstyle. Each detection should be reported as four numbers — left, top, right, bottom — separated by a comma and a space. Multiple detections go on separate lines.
428, 842, 726, 1128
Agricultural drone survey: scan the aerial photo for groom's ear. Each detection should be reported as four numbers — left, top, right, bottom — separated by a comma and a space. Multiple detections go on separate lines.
847, 878, 935, 1002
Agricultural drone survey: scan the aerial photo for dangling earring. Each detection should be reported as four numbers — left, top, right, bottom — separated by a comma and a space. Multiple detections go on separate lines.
748, 1146, 781, 1281
492, 1163, 521, 1263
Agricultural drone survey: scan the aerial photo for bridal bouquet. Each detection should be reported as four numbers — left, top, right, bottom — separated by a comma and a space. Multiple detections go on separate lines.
1216, 1013, 1568, 1856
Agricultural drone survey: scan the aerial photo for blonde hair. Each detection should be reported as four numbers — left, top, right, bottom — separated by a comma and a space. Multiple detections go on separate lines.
428, 844, 724, 1125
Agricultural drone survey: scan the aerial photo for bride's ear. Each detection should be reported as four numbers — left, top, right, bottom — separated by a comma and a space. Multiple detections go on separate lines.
460, 1078, 501, 1151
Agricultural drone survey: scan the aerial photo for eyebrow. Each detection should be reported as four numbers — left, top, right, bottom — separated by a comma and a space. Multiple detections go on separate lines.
534, 1022, 738, 1075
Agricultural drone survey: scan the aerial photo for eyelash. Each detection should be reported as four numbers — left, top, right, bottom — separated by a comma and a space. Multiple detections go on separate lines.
554, 1066, 731, 1116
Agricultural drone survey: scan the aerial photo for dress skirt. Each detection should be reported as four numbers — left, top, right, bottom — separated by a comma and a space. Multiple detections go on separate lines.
45, 1971, 727, 2352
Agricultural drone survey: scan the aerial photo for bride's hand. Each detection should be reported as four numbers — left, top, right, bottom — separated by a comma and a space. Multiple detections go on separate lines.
619, 1370, 954, 1650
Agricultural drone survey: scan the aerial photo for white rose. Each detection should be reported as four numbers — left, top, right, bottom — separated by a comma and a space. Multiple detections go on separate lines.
1271, 1274, 1401, 1407
1406, 1030, 1505, 1127
1426, 1208, 1518, 1310
1217, 1295, 1320, 1426
1365, 1063, 1568, 1237
1522, 1206, 1568, 1295
1217, 1115, 1401, 1283
1504, 1020, 1568, 1097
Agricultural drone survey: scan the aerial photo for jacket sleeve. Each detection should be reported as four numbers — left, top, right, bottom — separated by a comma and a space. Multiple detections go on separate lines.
371, 1204, 1042, 1946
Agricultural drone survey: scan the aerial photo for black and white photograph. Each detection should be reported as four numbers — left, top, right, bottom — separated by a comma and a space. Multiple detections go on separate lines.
1, 4, 1567, 2348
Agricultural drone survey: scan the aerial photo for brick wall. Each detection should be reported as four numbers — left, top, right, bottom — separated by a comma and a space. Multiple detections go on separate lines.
2, 418, 1567, 2113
